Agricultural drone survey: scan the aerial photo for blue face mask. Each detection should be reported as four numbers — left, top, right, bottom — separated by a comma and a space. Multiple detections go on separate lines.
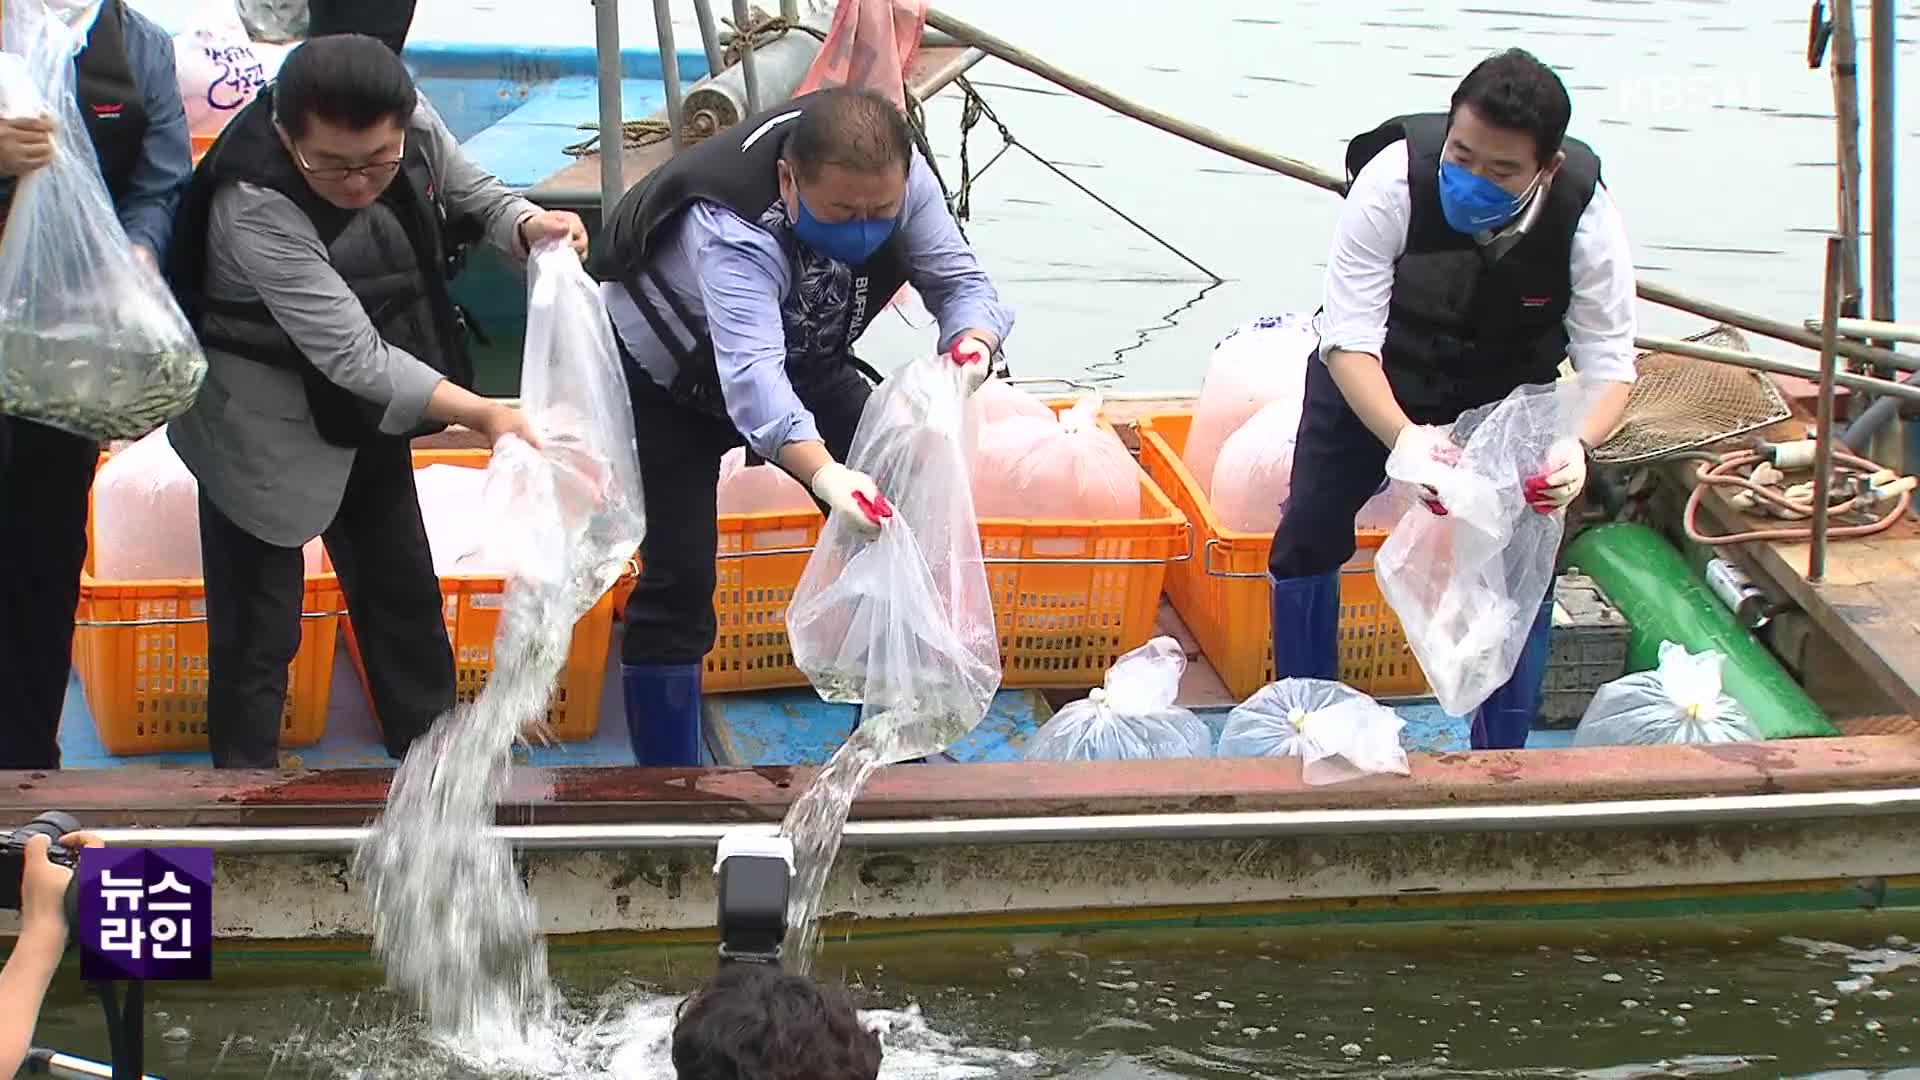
790, 190, 898, 265
1437, 160, 1539, 235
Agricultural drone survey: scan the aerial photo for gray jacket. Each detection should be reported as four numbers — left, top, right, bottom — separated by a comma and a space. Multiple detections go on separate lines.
169, 94, 537, 548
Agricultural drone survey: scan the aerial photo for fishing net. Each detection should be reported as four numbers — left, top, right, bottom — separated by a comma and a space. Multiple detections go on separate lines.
1589, 326, 1791, 465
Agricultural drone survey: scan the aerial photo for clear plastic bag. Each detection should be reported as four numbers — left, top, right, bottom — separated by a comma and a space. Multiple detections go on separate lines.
1183, 312, 1314, 494
173, 0, 291, 140
1024, 636, 1212, 761
1208, 396, 1298, 534
93, 425, 319, 580
787, 352, 1002, 764
716, 445, 816, 516
1354, 478, 1418, 531
0, 0, 206, 441
467, 241, 645, 609
1374, 379, 1603, 716
970, 377, 1054, 429
1216, 678, 1411, 785
971, 391, 1141, 521
1573, 641, 1760, 747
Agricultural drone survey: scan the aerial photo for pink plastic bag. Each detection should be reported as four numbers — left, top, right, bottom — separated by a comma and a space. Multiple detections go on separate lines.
793, 0, 927, 111
93, 426, 319, 580
172, 0, 291, 140
969, 378, 1054, 430
973, 393, 1140, 521
1208, 398, 1297, 534
1185, 313, 1315, 494
716, 446, 817, 516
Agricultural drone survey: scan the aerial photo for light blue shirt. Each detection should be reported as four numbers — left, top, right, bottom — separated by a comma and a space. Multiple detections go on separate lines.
601, 152, 1015, 460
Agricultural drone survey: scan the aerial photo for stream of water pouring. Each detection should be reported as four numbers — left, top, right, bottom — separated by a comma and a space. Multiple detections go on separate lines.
779, 730, 888, 973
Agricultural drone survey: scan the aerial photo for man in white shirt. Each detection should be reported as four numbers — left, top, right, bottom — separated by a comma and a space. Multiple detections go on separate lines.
1269, 48, 1636, 749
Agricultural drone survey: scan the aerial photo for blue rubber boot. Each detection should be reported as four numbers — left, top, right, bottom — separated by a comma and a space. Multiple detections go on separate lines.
1469, 595, 1555, 750
623, 663, 703, 766
1269, 571, 1341, 681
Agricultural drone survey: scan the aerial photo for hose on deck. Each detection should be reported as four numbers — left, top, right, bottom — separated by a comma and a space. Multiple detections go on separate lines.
1680, 444, 1915, 547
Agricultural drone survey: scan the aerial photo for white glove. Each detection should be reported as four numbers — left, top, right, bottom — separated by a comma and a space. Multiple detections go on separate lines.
949, 336, 993, 394
1528, 436, 1588, 513
810, 462, 893, 536
1391, 424, 1462, 516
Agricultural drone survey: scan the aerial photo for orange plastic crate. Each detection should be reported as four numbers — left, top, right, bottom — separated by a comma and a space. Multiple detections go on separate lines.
75, 454, 341, 755
343, 449, 622, 741
1136, 411, 1427, 701
696, 406, 1190, 691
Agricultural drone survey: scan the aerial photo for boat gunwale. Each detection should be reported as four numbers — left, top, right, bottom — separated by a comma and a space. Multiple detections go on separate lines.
5, 734, 1918, 830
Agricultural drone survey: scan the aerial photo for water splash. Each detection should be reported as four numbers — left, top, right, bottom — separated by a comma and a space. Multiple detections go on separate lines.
779, 729, 888, 973
352, 581, 579, 1040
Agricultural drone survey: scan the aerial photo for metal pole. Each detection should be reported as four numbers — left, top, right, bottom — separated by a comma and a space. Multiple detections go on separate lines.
731, 0, 762, 115
595, 0, 626, 218
1830, 0, 1865, 318
780, 0, 798, 21
654, 0, 687, 148
690, 0, 725, 78
22, 1048, 163, 1080
1811, 235, 1845, 584
1868, 0, 1896, 337
1808, 316, 1920, 344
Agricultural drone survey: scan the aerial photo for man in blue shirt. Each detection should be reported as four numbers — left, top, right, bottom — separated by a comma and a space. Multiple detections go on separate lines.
592, 86, 1014, 766
0, 0, 191, 770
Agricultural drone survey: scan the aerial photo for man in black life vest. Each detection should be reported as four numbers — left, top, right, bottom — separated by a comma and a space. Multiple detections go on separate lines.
165, 34, 587, 767
1268, 49, 1638, 749
0, 0, 191, 770
589, 87, 1014, 766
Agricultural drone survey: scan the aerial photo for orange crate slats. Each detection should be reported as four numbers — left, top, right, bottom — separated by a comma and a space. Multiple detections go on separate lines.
343, 448, 618, 742
76, 450, 340, 755
1136, 411, 1428, 702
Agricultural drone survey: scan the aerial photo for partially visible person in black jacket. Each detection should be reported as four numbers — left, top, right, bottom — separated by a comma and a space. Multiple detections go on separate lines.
306, 0, 416, 55
0, 0, 192, 770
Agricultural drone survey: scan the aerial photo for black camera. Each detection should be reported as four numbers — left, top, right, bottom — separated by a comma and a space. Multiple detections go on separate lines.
713, 829, 794, 968
0, 810, 82, 913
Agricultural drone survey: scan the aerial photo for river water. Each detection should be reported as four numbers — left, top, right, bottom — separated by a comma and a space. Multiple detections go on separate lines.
857, 0, 1920, 392
30, 911, 1920, 1077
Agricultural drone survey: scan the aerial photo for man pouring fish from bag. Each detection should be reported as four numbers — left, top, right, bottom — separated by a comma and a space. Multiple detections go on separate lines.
1266, 48, 1638, 750
589, 86, 1015, 768
165, 33, 587, 768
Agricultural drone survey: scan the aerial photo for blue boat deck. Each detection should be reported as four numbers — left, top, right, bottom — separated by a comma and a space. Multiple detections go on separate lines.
53, 605, 1574, 772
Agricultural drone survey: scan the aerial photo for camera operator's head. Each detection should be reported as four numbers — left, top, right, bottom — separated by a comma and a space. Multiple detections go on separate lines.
672, 964, 881, 1080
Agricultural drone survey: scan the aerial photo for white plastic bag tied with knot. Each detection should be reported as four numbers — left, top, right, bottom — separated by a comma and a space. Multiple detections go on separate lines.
1375, 379, 1605, 716
469, 240, 646, 607
0, 0, 207, 441
1024, 636, 1212, 761
1573, 641, 1760, 747
971, 390, 1140, 521
1216, 678, 1411, 785
787, 352, 1003, 764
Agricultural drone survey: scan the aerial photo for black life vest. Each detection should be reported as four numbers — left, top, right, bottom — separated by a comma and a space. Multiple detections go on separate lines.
0, 0, 149, 222
167, 86, 476, 448
589, 90, 912, 420
1344, 111, 1602, 411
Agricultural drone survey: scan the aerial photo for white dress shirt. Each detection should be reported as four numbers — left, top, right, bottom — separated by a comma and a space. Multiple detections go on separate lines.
1313, 139, 1639, 384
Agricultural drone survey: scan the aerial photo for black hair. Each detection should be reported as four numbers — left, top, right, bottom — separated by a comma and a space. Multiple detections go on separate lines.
671, 965, 881, 1080
272, 33, 417, 139
781, 87, 912, 183
1448, 48, 1572, 166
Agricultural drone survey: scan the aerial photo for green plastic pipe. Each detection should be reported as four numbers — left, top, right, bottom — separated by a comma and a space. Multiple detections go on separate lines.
1563, 523, 1836, 739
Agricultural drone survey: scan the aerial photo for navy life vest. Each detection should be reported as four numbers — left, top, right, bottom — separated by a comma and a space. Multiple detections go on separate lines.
0, 0, 149, 223
1344, 111, 1602, 411
590, 90, 912, 420
168, 86, 478, 448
